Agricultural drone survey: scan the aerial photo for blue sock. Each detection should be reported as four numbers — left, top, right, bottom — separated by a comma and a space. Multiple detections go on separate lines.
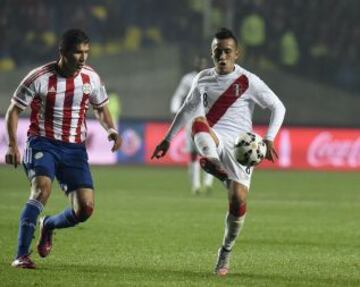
16, 199, 43, 258
44, 208, 79, 230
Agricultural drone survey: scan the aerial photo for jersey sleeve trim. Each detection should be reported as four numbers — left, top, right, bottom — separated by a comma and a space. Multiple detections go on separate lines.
91, 97, 109, 108
11, 97, 27, 110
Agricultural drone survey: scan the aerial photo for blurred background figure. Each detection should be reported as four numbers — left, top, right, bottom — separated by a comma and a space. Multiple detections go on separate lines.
170, 56, 214, 194
108, 90, 122, 129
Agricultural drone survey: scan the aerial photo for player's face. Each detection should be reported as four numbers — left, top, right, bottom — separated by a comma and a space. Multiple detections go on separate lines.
211, 38, 239, 75
62, 43, 90, 75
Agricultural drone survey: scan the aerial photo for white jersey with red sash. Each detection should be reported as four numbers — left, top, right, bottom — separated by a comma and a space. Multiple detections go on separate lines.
12, 61, 109, 144
166, 64, 285, 144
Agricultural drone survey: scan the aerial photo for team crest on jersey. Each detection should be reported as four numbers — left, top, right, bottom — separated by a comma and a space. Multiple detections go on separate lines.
233, 84, 241, 97
82, 83, 92, 94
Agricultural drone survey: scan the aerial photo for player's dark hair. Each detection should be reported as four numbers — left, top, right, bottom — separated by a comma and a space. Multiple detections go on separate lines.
59, 29, 90, 52
214, 27, 238, 46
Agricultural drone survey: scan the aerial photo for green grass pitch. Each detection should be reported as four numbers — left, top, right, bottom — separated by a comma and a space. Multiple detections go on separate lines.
0, 166, 359, 286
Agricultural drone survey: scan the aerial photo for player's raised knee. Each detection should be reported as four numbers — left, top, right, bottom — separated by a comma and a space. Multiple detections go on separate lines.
192, 117, 210, 136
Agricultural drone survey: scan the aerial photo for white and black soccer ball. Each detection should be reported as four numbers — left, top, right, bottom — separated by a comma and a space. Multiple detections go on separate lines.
234, 132, 267, 167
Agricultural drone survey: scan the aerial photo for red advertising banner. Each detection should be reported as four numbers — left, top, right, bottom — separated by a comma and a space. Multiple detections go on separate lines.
145, 123, 360, 171
278, 128, 360, 170
145, 123, 188, 165
2, 117, 360, 170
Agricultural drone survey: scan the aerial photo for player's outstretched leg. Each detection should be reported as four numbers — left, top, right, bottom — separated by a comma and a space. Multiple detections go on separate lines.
11, 199, 44, 269
36, 189, 94, 258
36, 208, 79, 257
214, 247, 232, 276
37, 216, 53, 258
214, 181, 248, 276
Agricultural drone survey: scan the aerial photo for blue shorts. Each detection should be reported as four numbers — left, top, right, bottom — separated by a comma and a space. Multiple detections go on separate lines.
23, 136, 94, 194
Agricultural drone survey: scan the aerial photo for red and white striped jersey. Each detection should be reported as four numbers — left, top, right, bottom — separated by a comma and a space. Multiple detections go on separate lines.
12, 61, 109, 143
165, 64, 286, 143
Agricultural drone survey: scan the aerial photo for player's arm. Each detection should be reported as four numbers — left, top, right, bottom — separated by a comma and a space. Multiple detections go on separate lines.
263, 139, 277, 162
251, 76, 286, 162
90, 74, 122, 152
94, 105, 122, 152
5, 102, 23, 168
152, 77, 203, 160
264, 99, 285, 162
5, 67, 39, 167
170, 75, 190, 114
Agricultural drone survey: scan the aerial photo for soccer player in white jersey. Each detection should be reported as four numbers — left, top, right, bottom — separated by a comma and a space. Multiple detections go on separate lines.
170, 56, 214, 194
152, 28, 286, 276
5, 29, 122, 269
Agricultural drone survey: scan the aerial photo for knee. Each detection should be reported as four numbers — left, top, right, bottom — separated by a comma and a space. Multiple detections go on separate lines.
30, 177, 52, 203
229, 184, 248, 218
191, 117, 210, 137
193, 116, 207, 124
229, 201, 247, 218
75, 204, 94, 222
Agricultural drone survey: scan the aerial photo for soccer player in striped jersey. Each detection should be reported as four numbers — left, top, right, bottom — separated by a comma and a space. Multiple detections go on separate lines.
152, 28, 286, 276
5, 29, 122, 269
170, 56, 214, 194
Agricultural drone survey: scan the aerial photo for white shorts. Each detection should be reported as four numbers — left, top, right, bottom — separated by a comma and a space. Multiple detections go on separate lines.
214, 131, 254, 189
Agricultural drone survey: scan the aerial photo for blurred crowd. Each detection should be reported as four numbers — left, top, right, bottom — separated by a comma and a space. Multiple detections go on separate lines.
0, 0, 359, 93
234, 0, 360, 93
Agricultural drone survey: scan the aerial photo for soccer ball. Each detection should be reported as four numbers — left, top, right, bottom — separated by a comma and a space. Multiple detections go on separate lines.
234, 132, 267, 167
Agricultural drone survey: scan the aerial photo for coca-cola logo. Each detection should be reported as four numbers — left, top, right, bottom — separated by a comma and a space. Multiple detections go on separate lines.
307, 132, 360, 167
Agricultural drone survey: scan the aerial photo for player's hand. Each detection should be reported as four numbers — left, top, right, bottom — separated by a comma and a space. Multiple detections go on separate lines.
151, 139, 170, 159
108, 131, 122, 152
5, 145, 21, 168
263, 139, 278, 163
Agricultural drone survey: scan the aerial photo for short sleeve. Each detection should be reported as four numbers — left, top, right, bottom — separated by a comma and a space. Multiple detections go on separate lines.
11, 72, 37, 110
89, 73, 109, 108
